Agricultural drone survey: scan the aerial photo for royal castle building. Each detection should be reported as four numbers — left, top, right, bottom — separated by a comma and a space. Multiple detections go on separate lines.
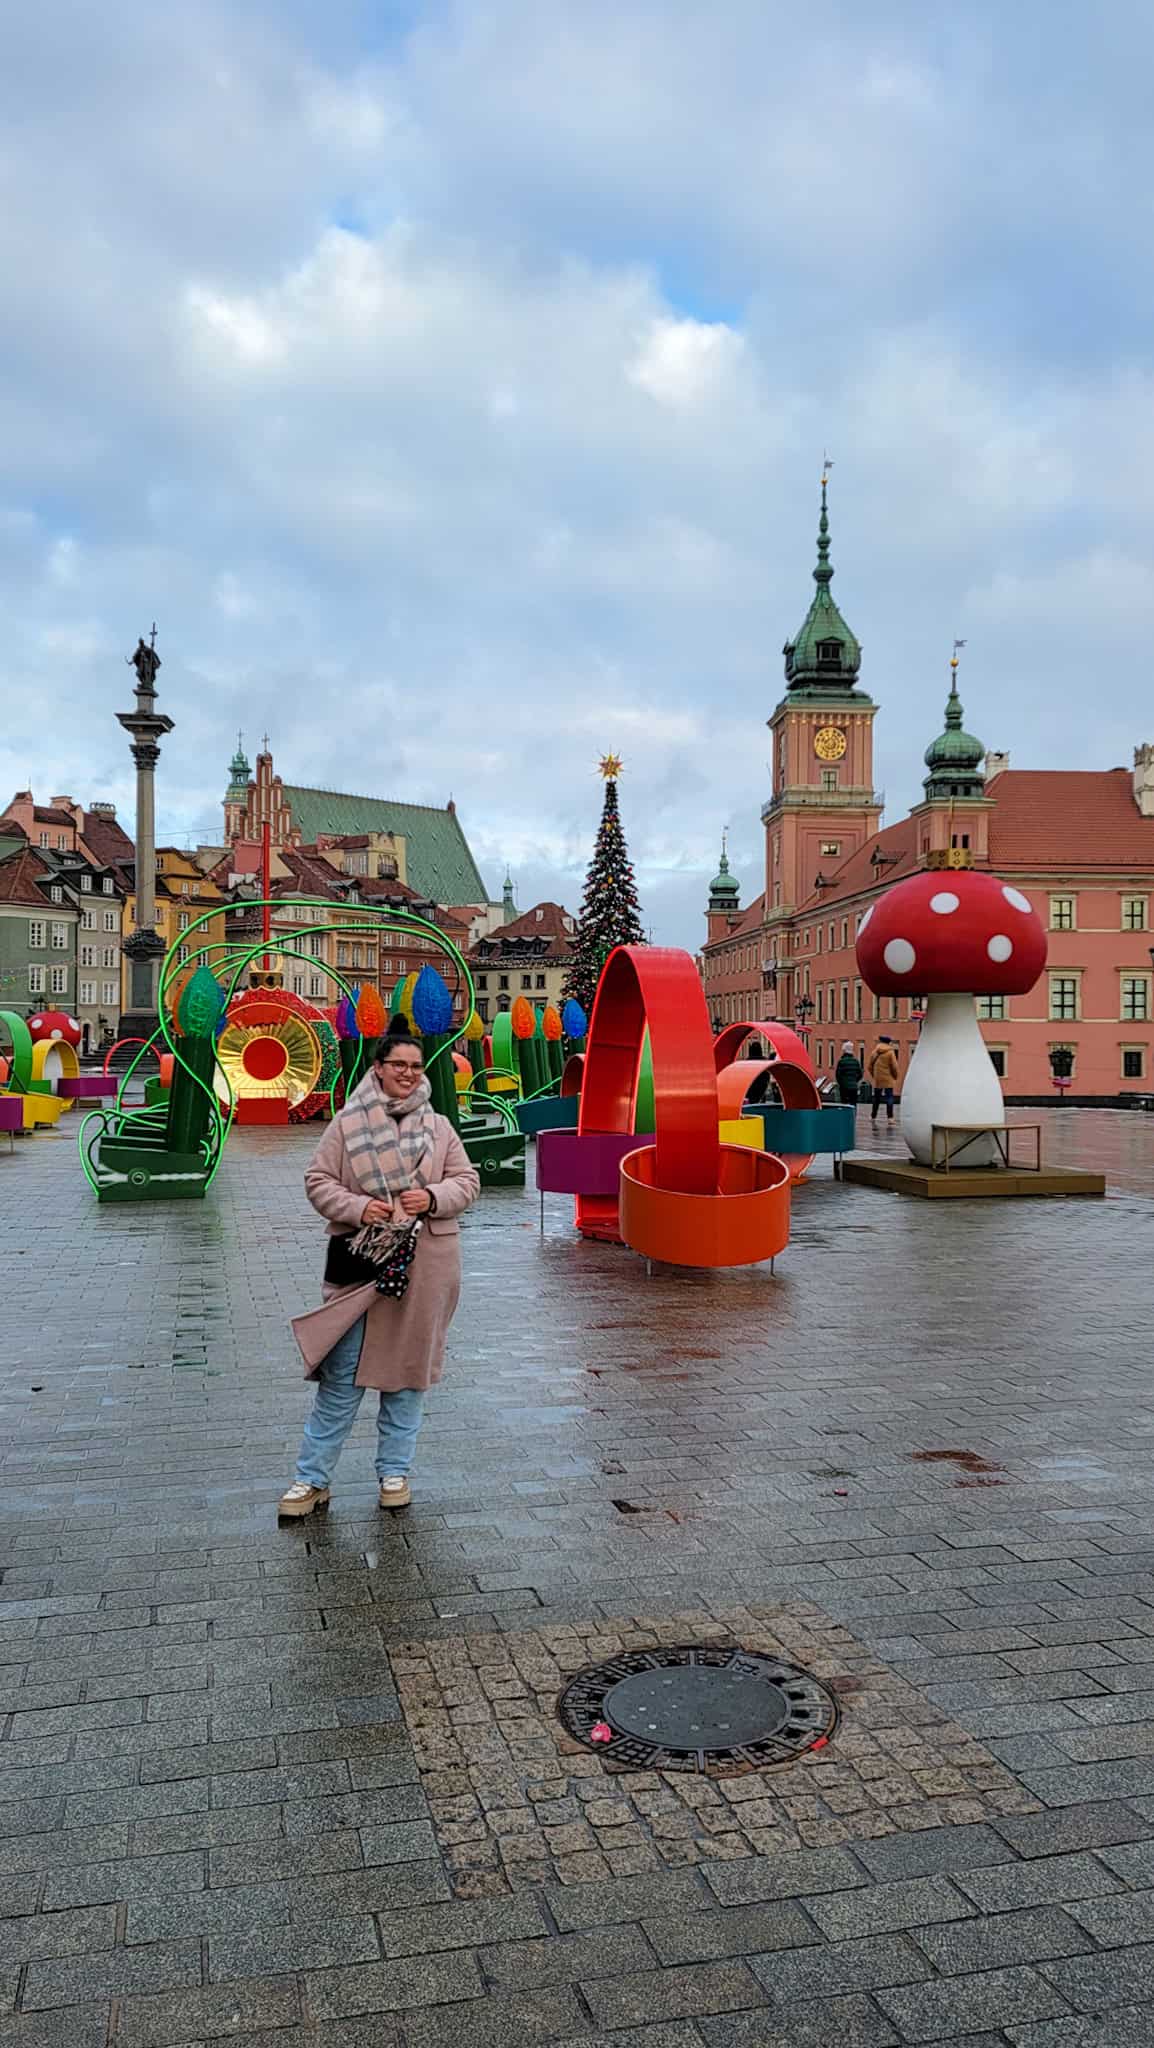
700, 483, 1154, 1101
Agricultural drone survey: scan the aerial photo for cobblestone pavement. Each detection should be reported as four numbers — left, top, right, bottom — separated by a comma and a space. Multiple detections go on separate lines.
3, 1108, 1154, 2047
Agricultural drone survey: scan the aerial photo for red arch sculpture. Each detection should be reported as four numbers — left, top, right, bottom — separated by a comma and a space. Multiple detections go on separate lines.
713, 1019, 815, 1078
577, 947, 790, 1266
716, 1057, 822, 1182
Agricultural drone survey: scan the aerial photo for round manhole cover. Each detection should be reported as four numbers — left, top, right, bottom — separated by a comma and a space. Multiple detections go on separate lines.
557, 1644, 838, 1773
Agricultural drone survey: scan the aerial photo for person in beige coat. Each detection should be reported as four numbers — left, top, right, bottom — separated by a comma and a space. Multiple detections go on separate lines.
867, 1036, 901, 1123
278, 1018, 480, 1519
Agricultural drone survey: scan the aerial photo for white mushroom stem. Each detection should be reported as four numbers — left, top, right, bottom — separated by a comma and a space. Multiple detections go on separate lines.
899, 991, 1005, 1167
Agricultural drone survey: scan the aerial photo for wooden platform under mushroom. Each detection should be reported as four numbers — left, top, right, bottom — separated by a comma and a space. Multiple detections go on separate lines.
842, 1156, 1106, 1199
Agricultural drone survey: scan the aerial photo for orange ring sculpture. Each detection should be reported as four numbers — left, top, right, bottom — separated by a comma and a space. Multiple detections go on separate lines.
578, 946, 790, 1266
716, 1056, 821, 1182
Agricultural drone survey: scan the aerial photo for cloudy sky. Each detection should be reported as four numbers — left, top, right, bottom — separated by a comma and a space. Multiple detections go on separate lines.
3, 0, 1151, 946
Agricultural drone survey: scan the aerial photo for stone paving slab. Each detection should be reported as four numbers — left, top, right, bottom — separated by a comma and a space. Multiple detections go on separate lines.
1, 1111, 1154, 2044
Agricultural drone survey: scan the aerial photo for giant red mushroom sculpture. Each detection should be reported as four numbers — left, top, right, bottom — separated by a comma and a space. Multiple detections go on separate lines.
855, 871, 1046, 1165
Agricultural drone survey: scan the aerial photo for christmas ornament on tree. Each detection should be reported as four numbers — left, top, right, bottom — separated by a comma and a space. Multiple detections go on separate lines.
561, 755, 646, 1014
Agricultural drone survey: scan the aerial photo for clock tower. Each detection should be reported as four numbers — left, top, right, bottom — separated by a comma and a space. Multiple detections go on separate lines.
762, 475, 881, 928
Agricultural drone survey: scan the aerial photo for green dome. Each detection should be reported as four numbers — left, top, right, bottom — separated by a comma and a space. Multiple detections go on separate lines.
923, 668, 985, 798
227, 735, 252, 794
783, 478, 862, 691
708, 843, 740, 911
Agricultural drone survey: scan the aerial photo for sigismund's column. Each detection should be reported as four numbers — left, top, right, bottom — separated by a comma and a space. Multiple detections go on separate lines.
117, 629, 174, 1040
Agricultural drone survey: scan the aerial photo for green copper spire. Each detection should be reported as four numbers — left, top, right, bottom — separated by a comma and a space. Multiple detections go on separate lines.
708, 832, 740, 912
783, 472, 863, 693
227, 732, 251, 794
502, 868, 517, 923
923, 652, 986, 799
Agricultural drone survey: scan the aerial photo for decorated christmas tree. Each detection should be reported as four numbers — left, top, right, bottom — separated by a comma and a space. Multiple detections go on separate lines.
561, 754, 646, 1013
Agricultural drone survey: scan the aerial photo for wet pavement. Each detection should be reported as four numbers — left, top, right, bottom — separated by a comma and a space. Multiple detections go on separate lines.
3, 1107, 1154, 2046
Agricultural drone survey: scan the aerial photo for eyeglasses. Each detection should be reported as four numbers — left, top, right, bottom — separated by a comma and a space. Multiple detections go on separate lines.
381, 1061, 424, 1075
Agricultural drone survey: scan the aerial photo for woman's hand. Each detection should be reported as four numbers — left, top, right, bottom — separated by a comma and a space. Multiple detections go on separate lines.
398, 1188, 432, 1216
362, 1198, 394, 1225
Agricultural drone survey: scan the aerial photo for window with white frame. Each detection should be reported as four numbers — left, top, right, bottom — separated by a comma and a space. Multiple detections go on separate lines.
81, 946, 95, 968
80, 872, 92, 891
102, 980, 117, 1006
79, 980, 96, 1006
1122, 896, 1149, 932
50, 966, 67, 994
56, 834, 67, 850
177, 946, 190, 965
51, 923, 68, 949
81, 909, 95, 930
1049, 973, 1080, 1020
977, 994, 1007, 1020
38, 833, 49, 848
102, 947, 116, 968
1121, 975, 1151, 1022
103, 910, 117, 931
50, 884, 63, 903
1049, 895, 1076, 931
28, 966, 45, 994
178, 912, 190, 931
309, 974, 324, 998
28, 919, 45, 948
103, 877, 115, 894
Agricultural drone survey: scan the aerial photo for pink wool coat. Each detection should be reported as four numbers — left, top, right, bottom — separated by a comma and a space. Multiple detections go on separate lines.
291, 1111, 480, 1393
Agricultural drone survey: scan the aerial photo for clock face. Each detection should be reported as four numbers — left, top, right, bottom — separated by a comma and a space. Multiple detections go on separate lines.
814, 725, 847, 762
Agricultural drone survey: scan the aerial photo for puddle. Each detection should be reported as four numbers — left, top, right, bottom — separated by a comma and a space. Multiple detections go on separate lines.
910, 1448, 1003, 1475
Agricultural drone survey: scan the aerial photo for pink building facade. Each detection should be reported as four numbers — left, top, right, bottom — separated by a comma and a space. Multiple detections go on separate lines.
701, 489, 1154, 1101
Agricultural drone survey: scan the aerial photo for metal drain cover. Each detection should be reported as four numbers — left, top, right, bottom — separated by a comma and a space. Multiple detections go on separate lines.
557, 1644, 838, 1773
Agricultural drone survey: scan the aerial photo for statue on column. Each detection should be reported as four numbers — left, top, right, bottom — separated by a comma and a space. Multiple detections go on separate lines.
128, 630, 161, 692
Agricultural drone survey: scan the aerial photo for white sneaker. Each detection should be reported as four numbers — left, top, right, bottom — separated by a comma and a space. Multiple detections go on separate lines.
378, 1476, 411, 1509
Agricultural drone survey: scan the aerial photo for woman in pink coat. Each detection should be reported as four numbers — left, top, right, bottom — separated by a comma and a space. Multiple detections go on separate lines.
279, 1017, 480, 1519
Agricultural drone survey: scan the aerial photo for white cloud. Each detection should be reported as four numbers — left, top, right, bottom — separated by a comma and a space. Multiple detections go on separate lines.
1, 0, 1152, 948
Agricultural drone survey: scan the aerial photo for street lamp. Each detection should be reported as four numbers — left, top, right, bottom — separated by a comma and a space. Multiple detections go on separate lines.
794, 993, 814, 1040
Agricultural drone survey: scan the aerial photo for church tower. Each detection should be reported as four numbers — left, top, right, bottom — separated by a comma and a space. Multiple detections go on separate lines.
706, 835, 742, 943
909, 649, 993, 864
224, 735, 252, 845
762, 474, 881, 927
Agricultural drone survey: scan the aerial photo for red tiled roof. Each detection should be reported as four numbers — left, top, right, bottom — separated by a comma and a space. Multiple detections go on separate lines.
469, 901, 575, 961
988, 768, 1154, 869
32, 806, 76, 828
0, 846, 54, 907
82, 814, 135, 865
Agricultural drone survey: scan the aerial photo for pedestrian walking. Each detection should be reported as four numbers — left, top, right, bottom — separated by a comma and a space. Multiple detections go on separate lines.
867, 1035, 900, 1123
835, 1040, 863, 1105
279, 1016, 480, 1519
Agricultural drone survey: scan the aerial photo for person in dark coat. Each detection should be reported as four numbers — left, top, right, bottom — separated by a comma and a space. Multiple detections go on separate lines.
835, 1041, 863, 1105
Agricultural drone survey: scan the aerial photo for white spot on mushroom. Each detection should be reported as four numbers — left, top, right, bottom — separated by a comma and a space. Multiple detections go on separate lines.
1002, 886, 1032, 914
883, 937, 916, 975
858, 905, 874, 933
987, 934, 1013, 963
929, 892, 960, 915
50, 1029, 62, 1040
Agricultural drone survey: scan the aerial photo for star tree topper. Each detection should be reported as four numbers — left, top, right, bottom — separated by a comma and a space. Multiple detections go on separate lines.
598, 752, 624, 780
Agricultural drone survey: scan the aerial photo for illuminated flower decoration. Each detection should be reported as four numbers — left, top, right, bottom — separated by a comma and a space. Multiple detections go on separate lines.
510, 995, 536, 1039
541, 1004, 563, 1041
411, 964, 453, 1035
561, 999, 587, 1039
462, 1009, 485, 1042
355, 985, 387, 1037
177, 965, 227, 1040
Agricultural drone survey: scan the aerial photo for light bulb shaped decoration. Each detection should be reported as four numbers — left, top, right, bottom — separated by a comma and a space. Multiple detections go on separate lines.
355, 985, 387, 1037
541, 1004, 563, 1041
335, 992, 359, 1039
177, 965, 227, 1040
411, 964, 453, 1035
510, 995, 536, 1039
561, 998, 587, 1039
463, 1009, 485, 1042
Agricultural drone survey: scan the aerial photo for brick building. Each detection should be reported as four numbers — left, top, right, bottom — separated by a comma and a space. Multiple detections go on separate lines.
701, 484, 1154, 1100
467, 898, 576, 1024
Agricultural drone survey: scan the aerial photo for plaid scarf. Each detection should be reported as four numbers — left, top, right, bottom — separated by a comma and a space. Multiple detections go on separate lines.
341, 1067, 436, 1201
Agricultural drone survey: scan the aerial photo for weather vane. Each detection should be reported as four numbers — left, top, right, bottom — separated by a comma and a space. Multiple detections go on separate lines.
951, 637, 967, 670
598, 752, 624, 780
821, 449, 834, 486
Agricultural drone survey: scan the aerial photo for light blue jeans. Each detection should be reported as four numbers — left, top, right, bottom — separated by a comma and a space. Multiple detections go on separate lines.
294, 1317, 425, 1489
